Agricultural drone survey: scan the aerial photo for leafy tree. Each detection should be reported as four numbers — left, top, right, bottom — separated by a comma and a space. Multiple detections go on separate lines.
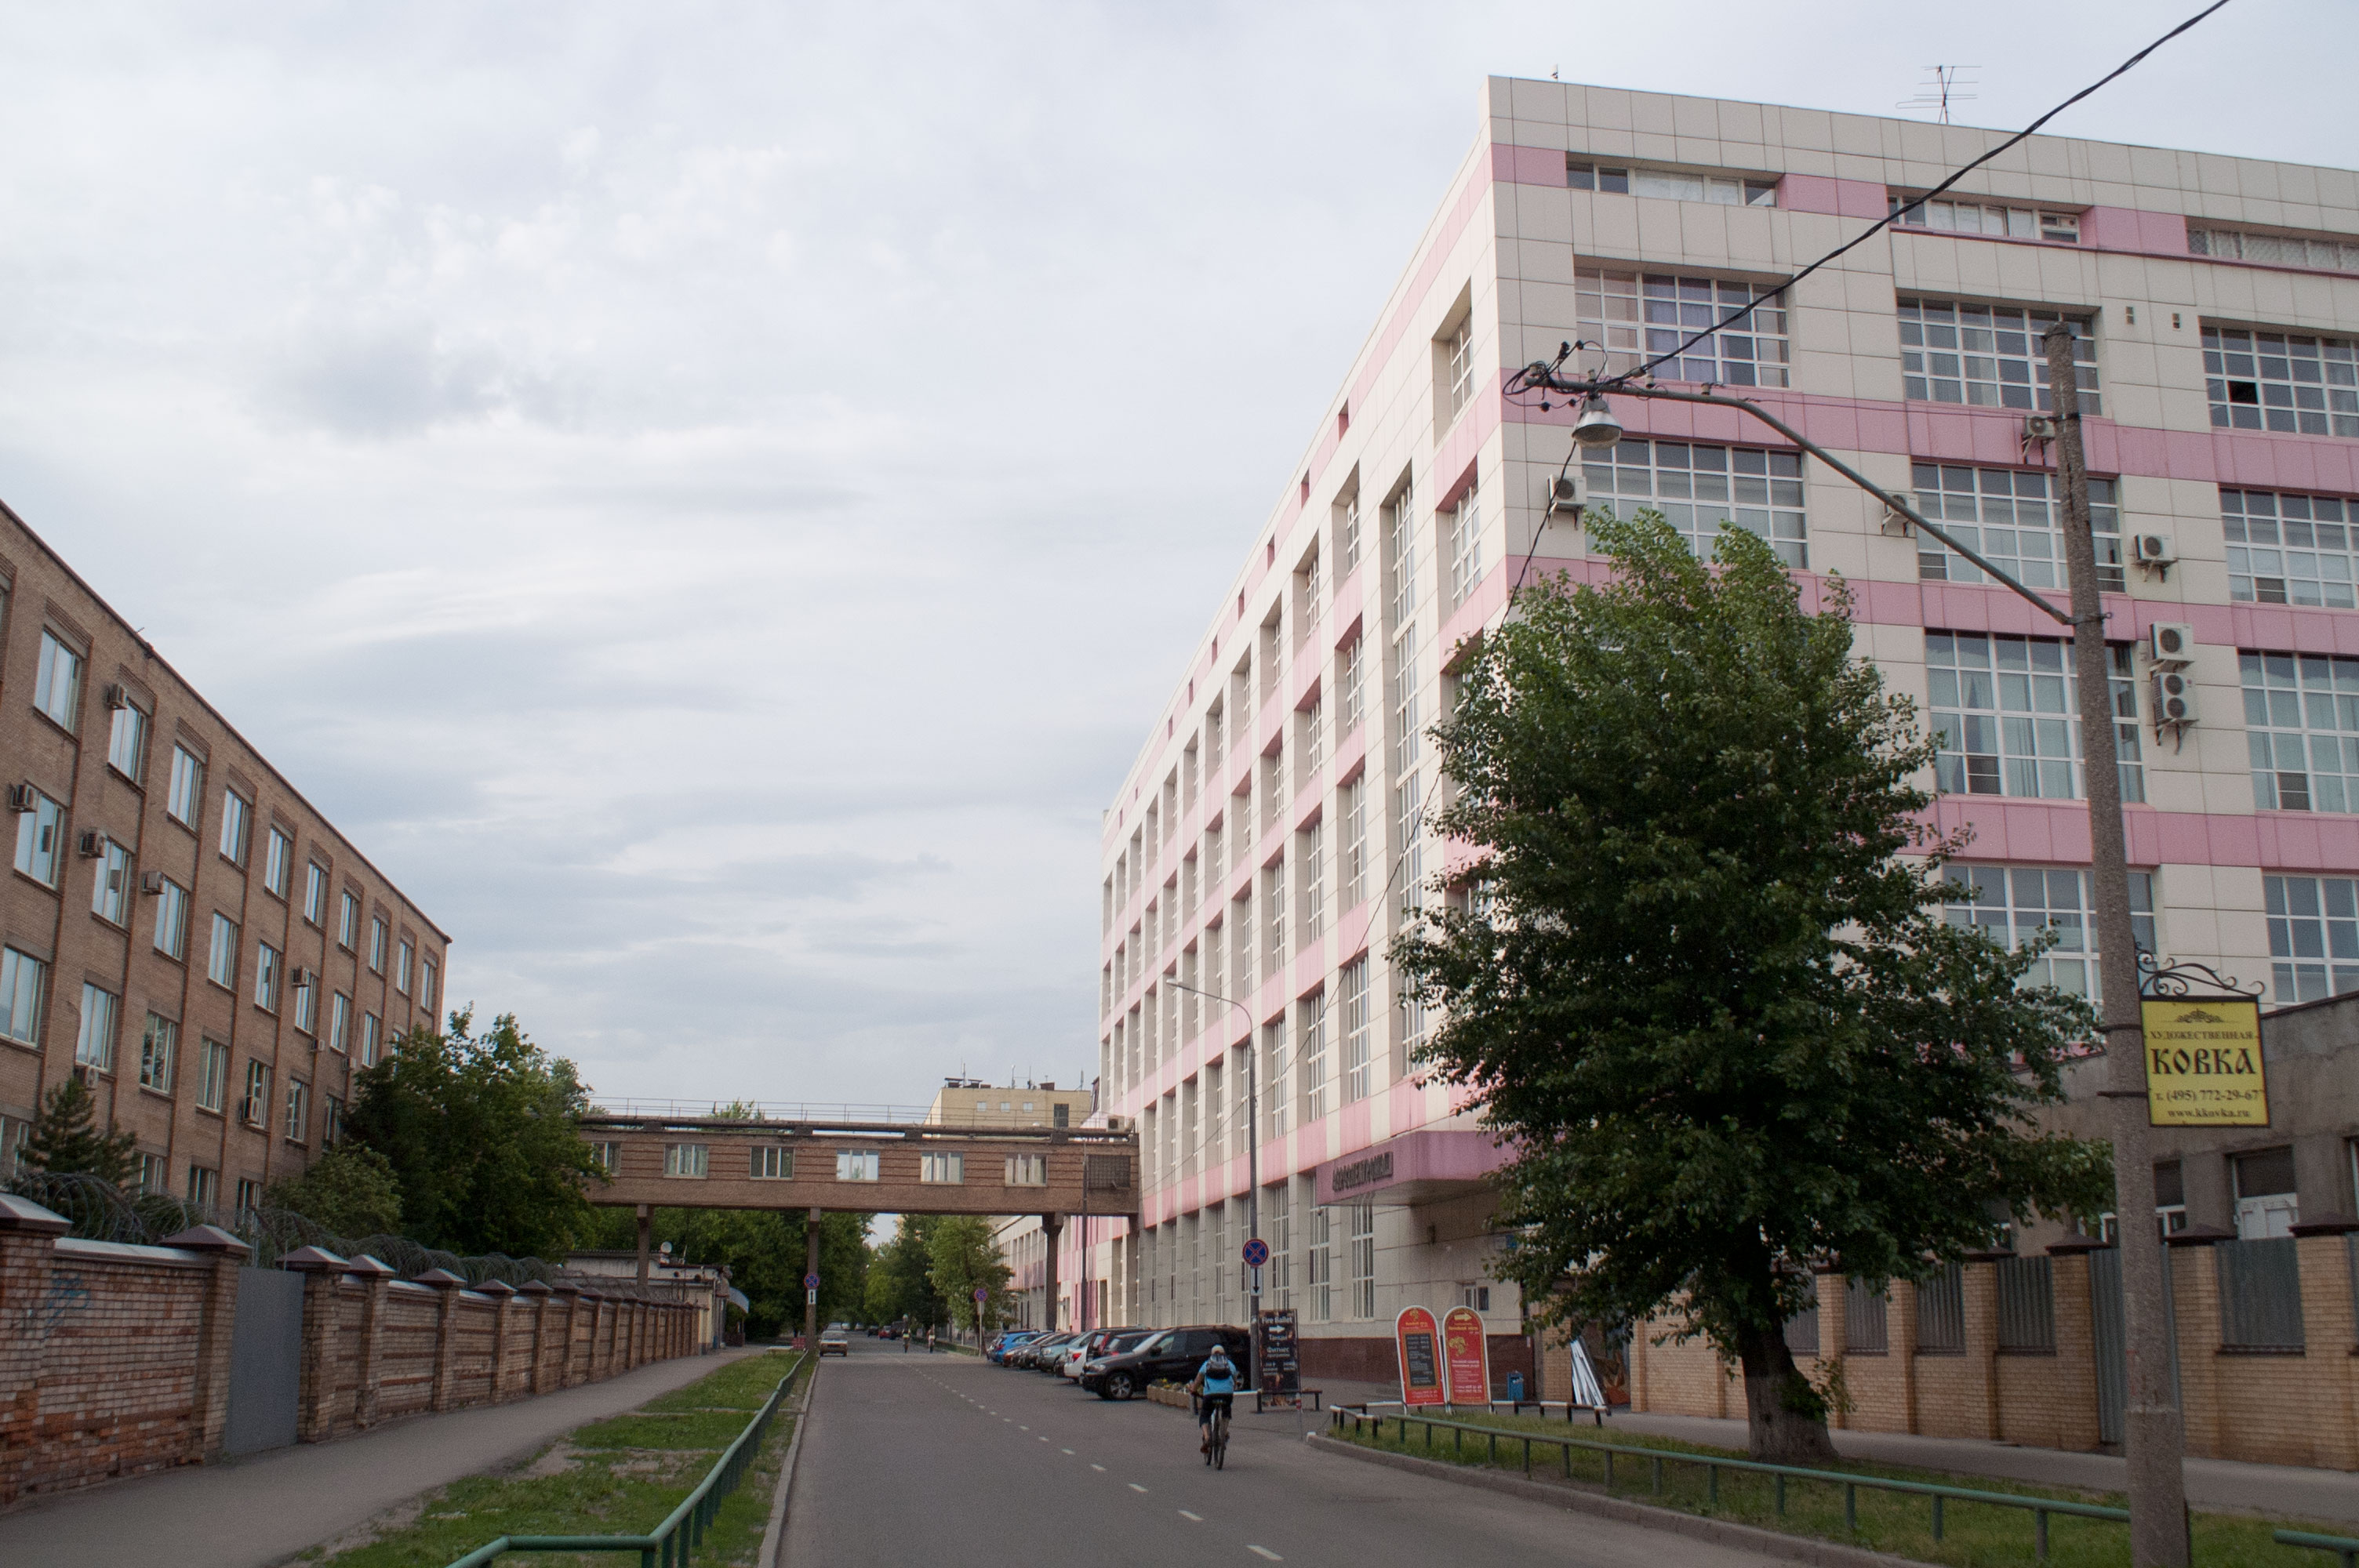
927, 1214, 1012, 1333
20, 1076, 136, 1186
581, 1207, 868, 1338
345, 1008, 607, 1258
1393, 514, 2113, 1463
868, 1215, 949, 1330
264, 1142, 404, 1239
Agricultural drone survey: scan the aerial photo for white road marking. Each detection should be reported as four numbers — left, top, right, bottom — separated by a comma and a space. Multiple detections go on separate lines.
1061, 1448, 1074, 1455
1129, 1483, 1149, 1493
1248, 1549, 1283, 1562
1091, 1464, 1106, 1472
1179, 1509, 1203, 1521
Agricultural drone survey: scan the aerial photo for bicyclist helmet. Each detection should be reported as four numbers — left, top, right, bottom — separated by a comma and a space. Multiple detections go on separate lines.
1208, 1345, 1230, 1363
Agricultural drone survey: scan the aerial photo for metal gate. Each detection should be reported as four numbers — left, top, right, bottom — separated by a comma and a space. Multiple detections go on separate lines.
223, 1265, 304, 1455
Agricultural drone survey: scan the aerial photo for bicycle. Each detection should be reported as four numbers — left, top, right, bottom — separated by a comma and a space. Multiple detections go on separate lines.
1201, 1396, 1230, 1469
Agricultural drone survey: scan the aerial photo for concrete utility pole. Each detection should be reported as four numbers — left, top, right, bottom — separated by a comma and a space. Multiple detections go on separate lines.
2043, 321, 2190, 1567
1042, 1211, 1063, 1331
635, 1203, 652, 1284
804, 1205, 822, 1349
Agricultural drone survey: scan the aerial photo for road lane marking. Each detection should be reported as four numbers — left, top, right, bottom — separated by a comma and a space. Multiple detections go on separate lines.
1129, 1483, 1149, 1493
1062, 1448, 1074, 1454
1248, 1549, 1282, 1562
1179, 1510, 1203, 1521
1038, 1436, 1049, 1443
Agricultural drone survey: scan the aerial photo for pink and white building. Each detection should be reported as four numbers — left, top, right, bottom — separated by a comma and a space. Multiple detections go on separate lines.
1089, 77, 2359, 1381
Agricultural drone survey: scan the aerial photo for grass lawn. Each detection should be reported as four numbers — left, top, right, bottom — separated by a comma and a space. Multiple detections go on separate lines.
308, 1349, 808, 1568
1329, 1407, 2346, 1568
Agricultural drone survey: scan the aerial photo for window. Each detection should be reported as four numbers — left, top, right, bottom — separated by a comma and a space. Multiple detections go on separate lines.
2233, 1147, 2299, 1239
588, 1141, 618, 1173
0, 948, 45, 1044
152, 877, 188, 959
1393, 625, 1423, 909
1445, 483, 1482, 608
1296, 991, 1329, 1127
1386, 481, 1418, 629
2264, 875, 2359, 1003
1890, 193, 2079, 243
1005, 1152, 1048, 1185
304, 863, 328, 925
1444, 316, 1475, 420
1338, 637, 1365, 737
166, 746, 203, 826
1914, 464, 2123, 593
1262, 1017, 1288, 1141
1943, 866, 2132, 998
420, 957, 438, 1013
242, 1059, 270, 1127
836, 1149, 880, 1181
1266, 1181, 1293, 1309
1052, 1102, 1069, 1127
139, 1013, 176, 1092
2203, 328, 2359, 437
107, 700, 148, 782
13, 789, 61, 887
361, 1011, 381, 1066
293, 968, 316, 1033
1340, 956, 1372, 1104
35, 632, 82, 729
135, 1152, 168, 1196
2243, 652, 2359, 811
1339, 779, 1367, 910
254, 940, 281, 1011
1583, 440, 1807, 568
207, 915, 238, 988
1573, 267, 1789, 387
2223, 489, 2359, 606
1925, 631, 2143, 804
752, 1146, 792, 1179
260, 828, 291, 896
369, 916, 387, 973
75, 983, 118, 1071
2191, 226, 2359, 274
235, 1178, 262, 1218
91, 837, 130, 924
187, 1164, 220, 1210
1899, 300, 2099, 415
921, 1152, 965, 1183
1299, 818, 1325, 946
663, 1143, 710, 1178
1308, 1205, 1333, 1323
329, 991, 351, 1054
283, 1078, 309, 1142
323, 1094, 344, 1145
1350, 1203, 1376, 1319
1339, 488, 1362, 579
218, 790, 250, 864
1570, 160, 1775, 205
196, 1039, 229, 1112
397, 939, 414, 995
339, 890, 359, 949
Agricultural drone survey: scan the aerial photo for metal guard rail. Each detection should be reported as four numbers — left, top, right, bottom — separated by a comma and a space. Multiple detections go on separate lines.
442, 1354, 807, 1568
2278, 1528, 2359, 1565
1332, 1405, 2128, 1560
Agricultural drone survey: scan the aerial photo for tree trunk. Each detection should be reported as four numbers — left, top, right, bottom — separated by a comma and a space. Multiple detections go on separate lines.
1735, 1320, 1838, 1465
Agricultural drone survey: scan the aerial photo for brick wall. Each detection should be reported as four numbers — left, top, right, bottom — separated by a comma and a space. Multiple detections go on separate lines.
0, 1200, 700, 1506
1627, 1229, 2359, 1471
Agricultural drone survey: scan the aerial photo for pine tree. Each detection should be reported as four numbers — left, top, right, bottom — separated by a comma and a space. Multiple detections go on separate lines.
21, 1075, 139, 1187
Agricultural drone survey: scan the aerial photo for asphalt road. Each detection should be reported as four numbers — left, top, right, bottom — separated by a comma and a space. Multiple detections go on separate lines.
785, 1338, 1790, 1566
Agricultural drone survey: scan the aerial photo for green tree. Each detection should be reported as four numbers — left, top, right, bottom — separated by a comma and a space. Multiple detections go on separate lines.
264, 1142, 404, 1239
582, 1207, 869, 1338
20, 1076, 136, 1186
345, 1008, 607, 1258
869, 1215, 948, 1330
1393, 515, 2113, 1464
927, 1215, 1011, 1334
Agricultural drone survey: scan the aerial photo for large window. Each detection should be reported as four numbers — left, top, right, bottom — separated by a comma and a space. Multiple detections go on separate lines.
34, 632, 82, 730
1925, 631, 2143, 804
1445, 483, 1482, 609
283, 1078, 309, 1143
207, 914, 238, 989
1943, 866, 2155, 999
1340, 956, 1372, 1104
75, 983, 118, 1071
2191, 227, 2359, 274
1, 949, 47, 1045
1443, 316, 1475, 421
752, 1146, 792, 1179
1890, 194, 2079, 243
2203, 327, 2359, 437
920, 1152, 965, 1184
218, 790, 249, 864
1308, 1205, 1333, 1323
254, 941, 281, 1011
139, 1013, 176, 1092
13, 789, 62, 887
1583, 440, 1806, 568
242, 1059, 271, 1127
91, 837, 130, 925
1296, 991, 1329, 1127
1572, 267, 1788, 387
2263, 875, 2359, 1004
196, 1039, 229, 1112
664, 1143, 710, 1178
1899, 300, 2099, 415
166, 746, 203, 826
1914, 464, 2122, 592
1350, 1203, 1376, 1320
153, 877, 188, 959
107, 701, 148, 782
2222, 489, 2359, 606
264, 828, 292, 897
1005, 1152, 1047, 1186
835, 1149, 880, 1181
2244, 652, 2359, 811
1570, 161, 1776, 206
304, 863, 328, 925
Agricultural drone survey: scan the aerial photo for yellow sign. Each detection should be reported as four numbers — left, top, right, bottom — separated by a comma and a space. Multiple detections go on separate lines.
2143, 997, 2268, 1127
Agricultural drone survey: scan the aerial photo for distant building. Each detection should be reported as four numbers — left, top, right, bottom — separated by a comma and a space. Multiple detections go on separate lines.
0, 498, 448, 1213
928, 1078, 1093, 1129
565, 1250, 736, 1348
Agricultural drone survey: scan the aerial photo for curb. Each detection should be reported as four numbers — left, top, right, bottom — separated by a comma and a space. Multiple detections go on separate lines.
1303, 1432, 1931, 1568
758, 1359, 816, 1568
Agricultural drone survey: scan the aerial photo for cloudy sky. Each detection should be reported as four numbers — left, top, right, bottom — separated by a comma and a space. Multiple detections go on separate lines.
0, 2, 2345, 1112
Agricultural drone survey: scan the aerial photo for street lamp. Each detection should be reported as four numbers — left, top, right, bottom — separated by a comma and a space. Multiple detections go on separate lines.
1568, 392, 1624, 450
1165, 978, 1262, 1403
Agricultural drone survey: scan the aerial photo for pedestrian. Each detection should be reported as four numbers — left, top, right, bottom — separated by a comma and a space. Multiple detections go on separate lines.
928, 1329, 937, 1353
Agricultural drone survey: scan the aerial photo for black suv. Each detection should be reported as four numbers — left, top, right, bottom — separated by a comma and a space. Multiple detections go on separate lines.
1084, 1324, 1250, 1400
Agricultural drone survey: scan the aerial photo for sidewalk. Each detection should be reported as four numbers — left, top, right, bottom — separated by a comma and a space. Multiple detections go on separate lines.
1299, 1374, 2359, 1526
0, 1346, 762, 1568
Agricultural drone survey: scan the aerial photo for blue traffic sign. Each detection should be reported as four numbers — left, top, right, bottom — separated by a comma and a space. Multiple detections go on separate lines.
804, 1272, 820, 1290
1241, 1237, 1270, 1268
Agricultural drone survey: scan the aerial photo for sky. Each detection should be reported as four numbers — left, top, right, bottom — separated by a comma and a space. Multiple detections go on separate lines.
0, 1, 2349, 1115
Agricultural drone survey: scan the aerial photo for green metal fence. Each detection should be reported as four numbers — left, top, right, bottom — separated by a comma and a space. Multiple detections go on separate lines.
1331, 1404, 2128, 1560
2279, 1527, 2359, 1566
441, 1355, 806, 1568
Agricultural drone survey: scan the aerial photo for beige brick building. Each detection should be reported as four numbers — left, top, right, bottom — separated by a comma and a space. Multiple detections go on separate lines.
0, 497, 447, 1213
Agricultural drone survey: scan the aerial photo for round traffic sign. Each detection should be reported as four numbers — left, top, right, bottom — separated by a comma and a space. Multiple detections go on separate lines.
973, 1287, 989, 1302
1241, 1237, 1270, 1268
804, 1272, 820, 1290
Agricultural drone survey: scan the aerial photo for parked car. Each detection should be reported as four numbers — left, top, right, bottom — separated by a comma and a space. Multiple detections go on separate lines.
1071, 1329, 1154, 1388
1021, 1332, 1075, 1370
989, 1330, 1045, 1364
819, 1328, 851, 1357
1061, 1327, 1142, 1380
1084, 1324, 1249, 1400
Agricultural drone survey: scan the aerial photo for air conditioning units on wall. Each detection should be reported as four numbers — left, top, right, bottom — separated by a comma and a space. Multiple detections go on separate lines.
76, 830, 107, 859
1546, 473, 1588, 519
2153, 669, 2198, 727
5, 783, 35, 812
2147, 622, 2196, 668
2134, 532, 2176, 579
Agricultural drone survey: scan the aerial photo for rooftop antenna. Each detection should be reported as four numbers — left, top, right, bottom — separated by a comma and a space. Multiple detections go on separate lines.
1899, 65, 1979, 125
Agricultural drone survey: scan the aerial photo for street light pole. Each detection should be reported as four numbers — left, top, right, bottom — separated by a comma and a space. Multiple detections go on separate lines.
1168, 978, 1260, 1400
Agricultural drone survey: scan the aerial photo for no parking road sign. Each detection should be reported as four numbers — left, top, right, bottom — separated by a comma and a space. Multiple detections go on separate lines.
973, 1287, 989, 1303
805, 1272, 820, 1290
1241, 1237, 1270, 1269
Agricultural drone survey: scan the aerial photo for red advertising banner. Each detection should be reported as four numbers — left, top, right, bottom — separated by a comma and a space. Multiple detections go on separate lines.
1395, 1306, 1445, 1407
1442, 1306, 1490, 1405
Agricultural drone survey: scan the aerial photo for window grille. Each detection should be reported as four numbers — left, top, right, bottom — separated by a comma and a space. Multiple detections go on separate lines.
2191, 226, 2359, 274
1845, 1279, 1888, 1353
1916, 1264, 1965, 1353
1572, 267, 1788, 387
2242, 652, 2359, 812
2263, 874, 2359, 1004
2218, 1237, 2305, 1350
1925, 631, 2143, 804
1582, 441, 1805, 568
1891, 193, 2079, 243
1913, 464, 2122, 593
2223, 489, 2359, 606
1995, 1255, 2056, 1352
1899, 300, 2098, 415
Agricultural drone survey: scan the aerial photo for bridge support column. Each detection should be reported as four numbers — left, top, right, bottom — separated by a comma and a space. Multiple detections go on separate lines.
635, 1203, 652, 1284
805, 1206, 822, 1348
1042, 1212, 1064, 1333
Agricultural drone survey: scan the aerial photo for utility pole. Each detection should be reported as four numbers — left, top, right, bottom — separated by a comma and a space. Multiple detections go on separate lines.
804, 1205, 822, 1351
2044, 321, 2190, 1567
1169, 978, 1259, 1400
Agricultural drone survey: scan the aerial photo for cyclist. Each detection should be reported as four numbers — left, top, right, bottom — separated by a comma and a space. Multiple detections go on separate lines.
1190, 1344, 1238, 1454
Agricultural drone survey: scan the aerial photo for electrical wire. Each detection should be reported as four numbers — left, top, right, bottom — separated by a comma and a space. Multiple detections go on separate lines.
1509, 0, 2234, 404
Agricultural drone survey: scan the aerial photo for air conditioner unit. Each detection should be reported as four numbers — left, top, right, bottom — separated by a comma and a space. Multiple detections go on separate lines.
1546, 473, 1588, 519
291, 967, 318, 989
1881, 492, 1918, 537
2023, 413, 2061, 442
104, 683, 133, 710
140, 871, 166, 895
2134, 533, 2175, 567
2152, 670, 2198, 726
2147, 622, 2196, 668
6, 783, 35, 812
76, 830, 107, 859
